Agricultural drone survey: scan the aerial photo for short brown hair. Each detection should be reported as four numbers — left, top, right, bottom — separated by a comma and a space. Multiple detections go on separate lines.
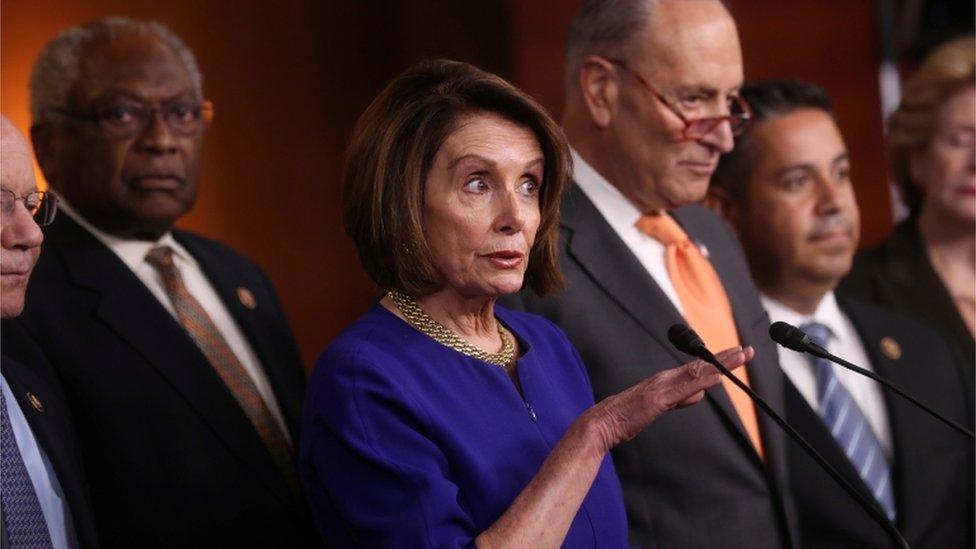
888, 35, 975, 216
342, 59, 569, 297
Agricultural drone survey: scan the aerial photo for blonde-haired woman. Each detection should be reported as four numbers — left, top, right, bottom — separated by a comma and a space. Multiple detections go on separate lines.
843, 35, 976, 377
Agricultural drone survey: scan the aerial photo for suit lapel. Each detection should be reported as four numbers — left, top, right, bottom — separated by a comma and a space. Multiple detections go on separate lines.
561, 185, 686, 362
2, 353, 99, 548
48, 217, 301, 515
561, 187, 754, 454
839, 298, 923, 532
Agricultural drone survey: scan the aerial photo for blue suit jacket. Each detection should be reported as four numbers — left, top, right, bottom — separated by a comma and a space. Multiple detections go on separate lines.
2, 214, 320, 548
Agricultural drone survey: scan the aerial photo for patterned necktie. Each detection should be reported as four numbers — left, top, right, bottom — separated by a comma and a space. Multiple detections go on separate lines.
636, 213, 764, 459
1, 389, 54, 548
145, 246, 298, 493
801, 322, 896, 521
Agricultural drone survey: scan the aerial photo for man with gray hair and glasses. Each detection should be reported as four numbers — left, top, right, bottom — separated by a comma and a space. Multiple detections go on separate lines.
0, 115, 100, 549
3, 17, 320, 547
506, 0, 800, 546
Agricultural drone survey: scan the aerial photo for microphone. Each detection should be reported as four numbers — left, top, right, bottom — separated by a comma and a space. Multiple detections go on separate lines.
668, 324, 910, 549
667, 324, 709, 359
768, 321, 828, 358
769, 321, 974, 439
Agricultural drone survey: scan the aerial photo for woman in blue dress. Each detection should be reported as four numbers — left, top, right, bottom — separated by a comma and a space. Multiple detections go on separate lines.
299, 59, 753, 547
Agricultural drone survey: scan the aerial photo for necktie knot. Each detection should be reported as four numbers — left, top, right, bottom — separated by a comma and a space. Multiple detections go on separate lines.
800, 321, 831, 350
145, 245, 176, 270
635, 213, 689, 246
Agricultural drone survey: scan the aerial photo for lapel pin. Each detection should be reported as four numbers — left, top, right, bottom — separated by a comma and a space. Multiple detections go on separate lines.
237, 286, 257, 310
880, 337, 901, 361
27, 392, 44, 412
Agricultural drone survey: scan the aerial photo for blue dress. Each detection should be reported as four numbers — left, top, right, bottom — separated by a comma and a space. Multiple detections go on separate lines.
300, 303, 629, 547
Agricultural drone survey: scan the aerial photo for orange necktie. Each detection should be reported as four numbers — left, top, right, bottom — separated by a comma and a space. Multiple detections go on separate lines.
636, 213, 764, 459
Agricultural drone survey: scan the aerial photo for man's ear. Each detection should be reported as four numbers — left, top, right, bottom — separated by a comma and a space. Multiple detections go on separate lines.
577, 56, 619, 129
703, 185, 741, 233
30, 123, 59, 186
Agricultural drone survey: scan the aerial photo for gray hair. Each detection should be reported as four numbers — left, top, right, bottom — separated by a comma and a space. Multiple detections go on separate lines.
29, 17, 203, 125
564, 0, 654, 88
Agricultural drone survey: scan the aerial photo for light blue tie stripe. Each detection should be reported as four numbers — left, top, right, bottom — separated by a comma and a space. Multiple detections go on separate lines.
802, 322, 897, 522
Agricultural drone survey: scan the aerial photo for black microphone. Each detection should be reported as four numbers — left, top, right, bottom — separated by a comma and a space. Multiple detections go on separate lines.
668, 323, 910, 549
769, 321, 974, 439
768, 321, 828, 358
667, 324, 709, 359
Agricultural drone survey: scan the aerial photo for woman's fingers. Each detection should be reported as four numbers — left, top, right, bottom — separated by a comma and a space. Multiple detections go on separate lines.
669, 345, 755, 408
592, 345, 758, 448
712, 345, 755, 371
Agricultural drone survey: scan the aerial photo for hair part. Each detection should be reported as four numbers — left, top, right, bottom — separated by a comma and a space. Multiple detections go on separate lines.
342, 58, 569, 297
887, 35, 975, 216
30, 16, 203, 125
711, 79, 834, 201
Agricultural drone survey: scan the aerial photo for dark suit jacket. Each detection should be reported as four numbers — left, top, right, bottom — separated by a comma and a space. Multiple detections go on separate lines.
840, 219, 975, 380
3, 214, 321, 548
503, 186, 799, 548
0, 342, 99, 549
784, 297, 973, 548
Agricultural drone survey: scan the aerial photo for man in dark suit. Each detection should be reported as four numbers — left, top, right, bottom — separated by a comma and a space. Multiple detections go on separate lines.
503, 1, 800, 546
4, 18, 320, 547
708, 79, 973, 548
0, 115, 98, 548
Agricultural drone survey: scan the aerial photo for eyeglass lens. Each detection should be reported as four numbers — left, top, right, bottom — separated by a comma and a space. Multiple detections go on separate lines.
0, 190, 59, 227
95, 100, 210, 138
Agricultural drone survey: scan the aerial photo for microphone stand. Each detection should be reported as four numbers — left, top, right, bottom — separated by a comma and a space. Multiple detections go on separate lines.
813, 348, 973, 440
682, 345, 911, 549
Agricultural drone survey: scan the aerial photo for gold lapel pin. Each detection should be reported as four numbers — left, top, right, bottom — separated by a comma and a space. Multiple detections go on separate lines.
880, 337, 902, 361
27, 392, 44, 412
237, 287, 257, 310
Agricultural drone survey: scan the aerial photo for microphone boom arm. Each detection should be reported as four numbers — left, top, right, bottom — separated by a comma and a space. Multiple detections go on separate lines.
669, 327, 911, 549
822, 350, 974, 439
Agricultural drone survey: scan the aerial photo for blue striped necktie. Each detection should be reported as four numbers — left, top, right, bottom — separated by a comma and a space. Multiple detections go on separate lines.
1, 388, 54, 548
801, 322, 896, 521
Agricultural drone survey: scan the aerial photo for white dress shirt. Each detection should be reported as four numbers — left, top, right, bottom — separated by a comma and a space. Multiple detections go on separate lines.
1, 375, 77, 549
571, 148, 686, 316
761, 292, 893, 458
59, 201, 290, 441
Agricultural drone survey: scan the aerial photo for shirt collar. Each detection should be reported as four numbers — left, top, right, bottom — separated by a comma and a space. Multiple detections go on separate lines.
58, 199, 197, 271
570, 147, 643, 234
760, 291, 846, 344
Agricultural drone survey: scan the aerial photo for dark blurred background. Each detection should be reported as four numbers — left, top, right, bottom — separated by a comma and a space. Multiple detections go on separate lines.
2, 0, 972, 369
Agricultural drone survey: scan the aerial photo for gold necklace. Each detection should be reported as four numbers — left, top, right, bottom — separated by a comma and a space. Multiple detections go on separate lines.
388, 290, 516, 368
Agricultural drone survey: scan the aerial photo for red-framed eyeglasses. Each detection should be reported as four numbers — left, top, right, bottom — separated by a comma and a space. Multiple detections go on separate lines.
604, 57, 752, 139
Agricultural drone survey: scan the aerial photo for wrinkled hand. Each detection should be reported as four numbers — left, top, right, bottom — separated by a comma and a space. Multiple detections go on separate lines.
585, 346, 755, 451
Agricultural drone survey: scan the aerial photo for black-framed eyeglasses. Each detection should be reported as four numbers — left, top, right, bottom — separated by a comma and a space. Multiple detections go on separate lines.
604, 57, 752, 139
49, 99, 214, 140
0, 189, 59, 227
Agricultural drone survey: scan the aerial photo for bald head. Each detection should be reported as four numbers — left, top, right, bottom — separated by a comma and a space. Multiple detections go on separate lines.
1, 115, 44, 318
2, 118, 35, 190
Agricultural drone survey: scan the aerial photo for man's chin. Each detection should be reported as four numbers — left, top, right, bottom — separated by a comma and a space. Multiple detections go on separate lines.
0, 291, 26, 319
